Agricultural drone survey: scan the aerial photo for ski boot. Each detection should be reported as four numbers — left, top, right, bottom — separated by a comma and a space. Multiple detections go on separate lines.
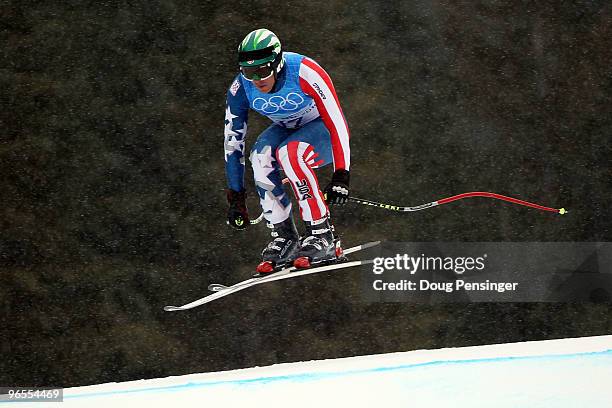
255, 217, 300, 276
293, 217, 344, 269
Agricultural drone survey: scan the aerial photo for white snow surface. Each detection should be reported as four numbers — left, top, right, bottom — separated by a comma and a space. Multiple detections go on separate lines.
9, 335, 612, 407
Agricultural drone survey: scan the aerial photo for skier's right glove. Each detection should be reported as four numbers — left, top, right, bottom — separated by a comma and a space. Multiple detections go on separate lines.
226, 189, 249, 230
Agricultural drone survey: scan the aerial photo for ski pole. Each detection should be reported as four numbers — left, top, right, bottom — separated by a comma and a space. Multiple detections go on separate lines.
249, 180, 566, 225
349, 193, 566, 215
251, 212, 265, 225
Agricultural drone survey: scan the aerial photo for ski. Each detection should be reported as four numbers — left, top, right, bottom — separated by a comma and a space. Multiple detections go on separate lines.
164, 260, 373, 312
164, 241, 380, 312
207, 283, 230, 292
207, 240, 380, 293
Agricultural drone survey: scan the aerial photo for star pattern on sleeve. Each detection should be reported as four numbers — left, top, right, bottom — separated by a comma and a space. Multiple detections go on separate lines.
224, 105, 247, 162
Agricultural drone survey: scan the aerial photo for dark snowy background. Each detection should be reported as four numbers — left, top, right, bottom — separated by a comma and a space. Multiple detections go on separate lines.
1, 0, 611, 386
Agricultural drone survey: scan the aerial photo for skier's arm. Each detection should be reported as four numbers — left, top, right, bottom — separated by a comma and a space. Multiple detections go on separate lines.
299, 58, 350, 205
298, 57, 350, 172
224, 77, 251, 229
224, 76, 250, 192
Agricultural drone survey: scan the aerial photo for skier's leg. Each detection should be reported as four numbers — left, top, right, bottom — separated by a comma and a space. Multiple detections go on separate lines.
275, 119, 340, 267
250, 124, 293, 224
275, 118, 333, 222
250, 124, 300, 273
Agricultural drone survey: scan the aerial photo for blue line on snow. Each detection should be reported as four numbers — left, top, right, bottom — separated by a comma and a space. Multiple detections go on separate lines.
36, 349, 612, 401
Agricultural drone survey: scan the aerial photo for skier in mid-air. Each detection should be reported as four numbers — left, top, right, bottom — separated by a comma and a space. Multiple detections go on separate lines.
224, 28, 351, 275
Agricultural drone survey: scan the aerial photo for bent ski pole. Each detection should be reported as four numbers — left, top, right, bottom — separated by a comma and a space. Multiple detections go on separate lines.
349, 193, 566, 215
250, 178, 566, 225
251, 212, 265, 225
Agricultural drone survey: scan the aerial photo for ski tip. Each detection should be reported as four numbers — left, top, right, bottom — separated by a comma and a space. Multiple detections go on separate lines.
164, 306, 180, 312
559, 208, 567, 215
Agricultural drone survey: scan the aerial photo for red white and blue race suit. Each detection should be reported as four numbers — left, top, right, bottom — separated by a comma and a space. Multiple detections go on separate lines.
224, 52, 350, 223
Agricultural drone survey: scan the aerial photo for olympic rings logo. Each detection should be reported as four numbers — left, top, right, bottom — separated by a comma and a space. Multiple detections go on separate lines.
252, 92, 305, 114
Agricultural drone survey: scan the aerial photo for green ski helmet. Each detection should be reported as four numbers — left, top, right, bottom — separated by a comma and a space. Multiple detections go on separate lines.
238, 28, 285, 80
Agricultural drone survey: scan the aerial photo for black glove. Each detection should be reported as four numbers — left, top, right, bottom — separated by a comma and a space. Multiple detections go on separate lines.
324, 169, 350, 205
227, 189, 249, 230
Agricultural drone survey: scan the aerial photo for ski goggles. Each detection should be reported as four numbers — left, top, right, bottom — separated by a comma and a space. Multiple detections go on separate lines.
240, 63, 275, 81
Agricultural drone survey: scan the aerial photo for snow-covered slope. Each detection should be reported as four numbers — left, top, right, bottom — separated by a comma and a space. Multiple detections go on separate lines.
7, 335, 612, 407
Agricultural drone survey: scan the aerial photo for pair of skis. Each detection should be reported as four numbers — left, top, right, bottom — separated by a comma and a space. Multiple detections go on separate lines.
163, 241, 380, 312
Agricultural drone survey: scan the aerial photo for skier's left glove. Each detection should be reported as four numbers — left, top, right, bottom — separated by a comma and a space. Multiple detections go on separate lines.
324, 169, 350, 206
227, 189, 250, 230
